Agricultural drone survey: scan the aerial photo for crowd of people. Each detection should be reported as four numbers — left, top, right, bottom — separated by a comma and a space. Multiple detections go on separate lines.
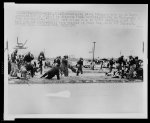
8, 49, 36, 78
8, 49, 143, 80
8, 49, 84, 80
105, 55, 143, 80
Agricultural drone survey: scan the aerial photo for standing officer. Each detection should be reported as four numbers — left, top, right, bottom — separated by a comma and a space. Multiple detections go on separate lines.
23, 52, 34, 77
61, 55, 69, 77
76, 58, 83, 76
38, 51, 46, 74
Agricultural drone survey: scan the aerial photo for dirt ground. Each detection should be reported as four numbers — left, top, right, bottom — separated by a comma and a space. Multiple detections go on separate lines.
8, 67, 143, 84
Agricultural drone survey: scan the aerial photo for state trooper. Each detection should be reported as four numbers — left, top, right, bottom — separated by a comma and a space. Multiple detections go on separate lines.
76, 58, 83, 76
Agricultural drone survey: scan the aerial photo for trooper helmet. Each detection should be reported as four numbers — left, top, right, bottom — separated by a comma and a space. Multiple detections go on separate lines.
64, 55, 68, 59
80, 57, 83, 60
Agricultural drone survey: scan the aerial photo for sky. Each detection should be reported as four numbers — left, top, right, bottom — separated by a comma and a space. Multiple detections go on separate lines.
4, 4, 148, 59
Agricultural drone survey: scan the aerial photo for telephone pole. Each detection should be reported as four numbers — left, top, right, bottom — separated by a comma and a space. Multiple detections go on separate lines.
143, 41, 144, 53
92, 42, 96, 70
93, 42, 96, 61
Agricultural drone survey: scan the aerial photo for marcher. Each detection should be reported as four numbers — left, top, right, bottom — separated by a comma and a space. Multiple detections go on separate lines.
100, 60, 103, 69
20, 62, 28, 79
10, 49, 18, 77
116, 55, 124, 77
134, 56, 143, 79
127, 56, 136, 79
76, 58, 83, 76
16, 54, 23, 70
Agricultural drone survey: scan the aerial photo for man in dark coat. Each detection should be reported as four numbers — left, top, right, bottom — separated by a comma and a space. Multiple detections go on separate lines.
61, 55, 69, 76
76, 58, 83, 76
40, 64, 60, 80
24, 52, 34, 63
53, 56, 61, 67
109, 58, 114, 73
23, 52, 34, 77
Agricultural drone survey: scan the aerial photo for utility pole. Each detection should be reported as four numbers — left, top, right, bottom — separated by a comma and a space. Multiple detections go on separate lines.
92, 42, 96, 70
143, 41, 144, 53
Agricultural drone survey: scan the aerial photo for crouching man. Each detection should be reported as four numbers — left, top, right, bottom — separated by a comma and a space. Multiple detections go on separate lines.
40, 64, 60, 80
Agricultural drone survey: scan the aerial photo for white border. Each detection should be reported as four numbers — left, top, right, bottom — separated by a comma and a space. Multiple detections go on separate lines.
4, 3, 148, 120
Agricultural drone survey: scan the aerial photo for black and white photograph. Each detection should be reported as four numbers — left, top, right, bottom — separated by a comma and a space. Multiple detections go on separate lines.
4, 3, 148, 120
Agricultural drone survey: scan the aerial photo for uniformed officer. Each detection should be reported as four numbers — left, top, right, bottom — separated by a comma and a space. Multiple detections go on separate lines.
23, 52, 34, 77
61, 55, 69, 77
76, 58, 83, 76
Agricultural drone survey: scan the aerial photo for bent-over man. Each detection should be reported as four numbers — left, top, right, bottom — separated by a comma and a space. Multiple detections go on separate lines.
40, 64, 60, 80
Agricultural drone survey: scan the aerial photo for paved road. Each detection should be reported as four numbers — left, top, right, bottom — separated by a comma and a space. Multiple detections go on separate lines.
8, 82, 146, 115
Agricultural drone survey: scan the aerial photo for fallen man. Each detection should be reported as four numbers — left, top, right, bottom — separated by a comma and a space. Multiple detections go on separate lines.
40, 64, 60, 80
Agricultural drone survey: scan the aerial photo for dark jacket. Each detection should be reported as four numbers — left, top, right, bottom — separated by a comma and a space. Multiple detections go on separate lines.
62, 58, 68, 66
24, 53, 34, 62
109, 59, 114, 66
54, 58, 61, 66
129, 58, 136, 66
38, 52, 45, 61
11, 52, 17, 63
117, 57, 123, 64
77, 60, 83, 67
